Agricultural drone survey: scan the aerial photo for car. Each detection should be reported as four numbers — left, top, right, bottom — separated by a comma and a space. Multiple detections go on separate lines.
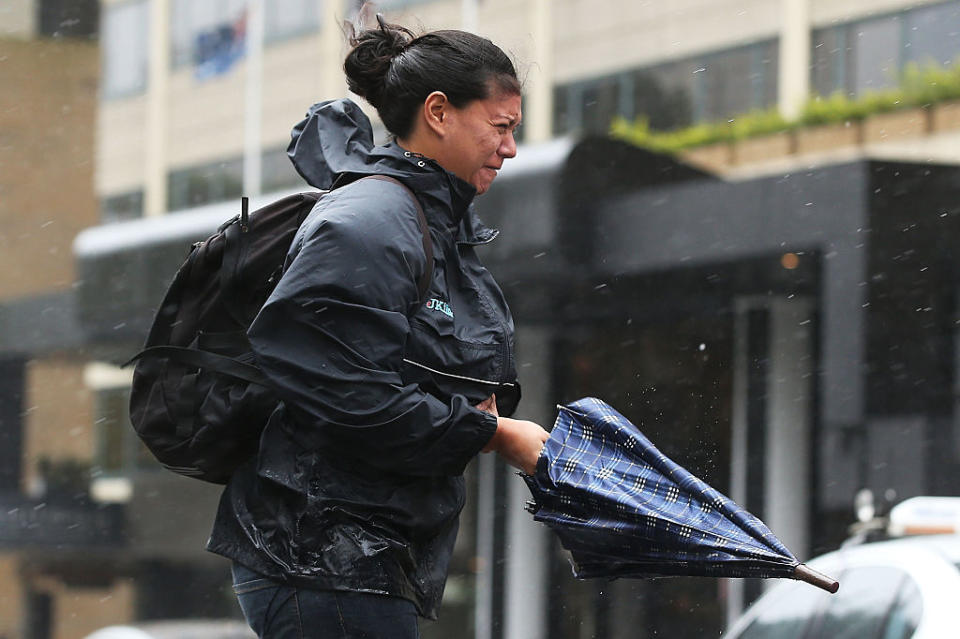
723, 497, 960, 639
83, 619, 255, 639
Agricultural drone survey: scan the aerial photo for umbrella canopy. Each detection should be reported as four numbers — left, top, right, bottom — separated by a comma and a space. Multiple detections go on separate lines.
523, 397, 838, 593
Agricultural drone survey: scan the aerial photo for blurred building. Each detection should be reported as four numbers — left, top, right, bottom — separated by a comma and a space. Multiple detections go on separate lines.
0, 0, 945, 638
0, 3, 136, 639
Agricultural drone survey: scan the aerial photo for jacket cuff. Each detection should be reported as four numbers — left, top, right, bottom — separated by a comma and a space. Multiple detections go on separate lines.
452, 408, 498, 474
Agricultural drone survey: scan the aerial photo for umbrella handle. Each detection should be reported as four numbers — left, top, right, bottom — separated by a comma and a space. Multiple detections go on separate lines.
793, 564, 839, 593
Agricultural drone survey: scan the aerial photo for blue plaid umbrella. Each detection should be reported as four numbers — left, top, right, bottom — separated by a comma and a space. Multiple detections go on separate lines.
523, 397, 838, 593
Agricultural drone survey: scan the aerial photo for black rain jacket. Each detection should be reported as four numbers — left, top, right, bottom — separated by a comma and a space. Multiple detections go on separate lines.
206, 99, 520, 619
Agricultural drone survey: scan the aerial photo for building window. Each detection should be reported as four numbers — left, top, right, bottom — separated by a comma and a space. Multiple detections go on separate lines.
580, 76, 621, 136
261, 147, 303, 193
167, 157, 244, 211
811, 1, 960, 98
811, 25, 851, 99
101, 190, 144, 223
553, 39, 777, 136
38, 0, 99, 38
631, 65, 694, 132
694, 42, 778, 124
88, 370, 157, 474
0, 358, 25, 494
903, 1, 960, 68
101, 0, 149, 99
264, 0, 322, 44
851, 15, 903, 94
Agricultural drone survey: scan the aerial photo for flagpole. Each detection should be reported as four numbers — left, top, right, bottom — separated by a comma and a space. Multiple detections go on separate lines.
462, 0, 478, 32
243, 0, 264, 198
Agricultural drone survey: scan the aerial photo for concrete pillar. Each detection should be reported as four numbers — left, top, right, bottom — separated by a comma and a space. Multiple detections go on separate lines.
503, 326, 551, 639
727, 296, 813, 624
321, 0, 348, 100
144, 0, 171, 217
474, 452, 498, 639
243, 0, 265, 198
955, 293, 960, 461
462, 0, 478, 33
727, 298, 756, 625
778, 0, 810, 121
764, 297, 813, 565
525, 0, 553, 143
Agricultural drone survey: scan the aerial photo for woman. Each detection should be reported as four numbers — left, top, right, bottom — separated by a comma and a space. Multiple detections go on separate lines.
206, 16, 549, 639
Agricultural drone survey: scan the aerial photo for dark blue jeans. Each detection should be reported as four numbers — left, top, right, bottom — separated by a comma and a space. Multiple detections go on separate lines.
231, 562, 421, 639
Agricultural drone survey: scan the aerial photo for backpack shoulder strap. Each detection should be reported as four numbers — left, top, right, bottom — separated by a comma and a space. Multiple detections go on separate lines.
355, 175, 434, 304
124, 345, 270, 385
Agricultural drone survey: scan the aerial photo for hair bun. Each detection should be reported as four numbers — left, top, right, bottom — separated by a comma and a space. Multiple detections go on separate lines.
344, 16, 415, 110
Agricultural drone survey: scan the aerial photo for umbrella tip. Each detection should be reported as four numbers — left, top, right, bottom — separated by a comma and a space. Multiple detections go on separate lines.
793, 563, 840, 594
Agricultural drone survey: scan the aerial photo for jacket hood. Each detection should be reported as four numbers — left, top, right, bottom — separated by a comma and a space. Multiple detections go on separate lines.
287, 99, 490, 235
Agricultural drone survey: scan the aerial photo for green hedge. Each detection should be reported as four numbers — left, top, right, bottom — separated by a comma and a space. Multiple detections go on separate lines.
612, 60, 960, 153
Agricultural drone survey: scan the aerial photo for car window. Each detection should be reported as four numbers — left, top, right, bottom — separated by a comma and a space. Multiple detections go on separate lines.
810, 566, 911, 639
881, 575, 922, 639
733, 581, 827, 639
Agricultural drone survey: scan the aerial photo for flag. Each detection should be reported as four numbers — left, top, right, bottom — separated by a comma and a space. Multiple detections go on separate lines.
194, 10, 247, 81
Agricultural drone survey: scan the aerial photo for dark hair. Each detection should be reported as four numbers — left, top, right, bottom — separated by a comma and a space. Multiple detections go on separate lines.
344, 16, 521, 139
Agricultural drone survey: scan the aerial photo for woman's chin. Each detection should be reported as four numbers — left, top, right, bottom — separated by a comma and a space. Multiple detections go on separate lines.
472, 178, 494, 196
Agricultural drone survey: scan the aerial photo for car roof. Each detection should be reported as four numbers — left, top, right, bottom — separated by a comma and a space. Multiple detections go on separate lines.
83, 620, 255, 639
813, 533, 960, 572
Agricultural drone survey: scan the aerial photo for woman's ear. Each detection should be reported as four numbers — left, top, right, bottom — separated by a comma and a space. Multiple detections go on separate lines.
423, 91, 449, 137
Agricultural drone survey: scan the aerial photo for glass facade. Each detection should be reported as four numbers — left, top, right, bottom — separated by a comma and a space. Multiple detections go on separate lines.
263, 0, 322, 44
261, 146, 304, 194
811, 0, 960, 98
558, 1, 959, 137
554, 40, 778, 136
94, 385, 157, 474
101, 190, 144, 223
167, 156, 243, 211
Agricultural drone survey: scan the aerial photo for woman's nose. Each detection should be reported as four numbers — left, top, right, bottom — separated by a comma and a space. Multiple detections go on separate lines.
500, 132, 517, 159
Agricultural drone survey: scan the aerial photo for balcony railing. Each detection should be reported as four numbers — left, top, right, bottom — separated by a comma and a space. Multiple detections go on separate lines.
0, 493, 125, 549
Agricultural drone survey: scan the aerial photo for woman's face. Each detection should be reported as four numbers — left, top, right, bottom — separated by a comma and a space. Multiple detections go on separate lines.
441, 90, 522, 195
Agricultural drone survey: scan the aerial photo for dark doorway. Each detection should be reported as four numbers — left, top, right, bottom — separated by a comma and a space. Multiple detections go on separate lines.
550, 311, 734, 639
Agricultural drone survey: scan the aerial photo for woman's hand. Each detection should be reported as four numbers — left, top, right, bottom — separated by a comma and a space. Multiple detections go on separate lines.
475, 395, 549, 475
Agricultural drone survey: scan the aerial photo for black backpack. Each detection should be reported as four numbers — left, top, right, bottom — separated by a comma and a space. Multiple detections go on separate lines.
127, 175, 433, 484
